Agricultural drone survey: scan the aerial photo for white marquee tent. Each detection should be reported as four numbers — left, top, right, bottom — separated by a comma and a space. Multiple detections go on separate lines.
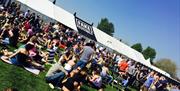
15, 0, 171, 78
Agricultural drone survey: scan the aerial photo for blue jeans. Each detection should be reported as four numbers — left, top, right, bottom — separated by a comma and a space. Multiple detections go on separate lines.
46, 72, 65, 87
0, 0, 6, 5
1, 38, 10, 45
102, 75, 113, 84
73, 60, 87, 69
106, 75, 113, 84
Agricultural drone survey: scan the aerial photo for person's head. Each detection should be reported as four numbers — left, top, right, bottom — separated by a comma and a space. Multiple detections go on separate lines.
2, 11, 6, 15
150, 71, 155, 77
65, 48, 72, 56
4, 24, 11, 30
25, 44, 34, 51
80, 67, 87, 76
4, 88, 18, 91
103, 62, 109, 67
89, 42, 95, 48
29, 36, 37, 44
93, 69, 101, 76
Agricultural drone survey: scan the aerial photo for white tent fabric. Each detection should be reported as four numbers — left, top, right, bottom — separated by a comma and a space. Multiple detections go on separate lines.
16, 0, 170, 77
16, 0, 77, 31
150, 65, 171, 77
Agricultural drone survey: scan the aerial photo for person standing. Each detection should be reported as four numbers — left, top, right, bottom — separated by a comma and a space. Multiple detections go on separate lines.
141, 71, 155, 91
73, 42, 95, 70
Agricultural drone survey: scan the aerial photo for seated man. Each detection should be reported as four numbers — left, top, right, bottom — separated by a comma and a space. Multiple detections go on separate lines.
118, 59, 129, 75
45, 62, 68, 88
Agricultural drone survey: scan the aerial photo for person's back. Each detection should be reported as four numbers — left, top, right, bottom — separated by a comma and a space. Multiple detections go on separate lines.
80, 46, 94, 63
142, 76, 155, 91
119, 60, 128, 72
73, 42, 95, 69
143, 72, 155, 89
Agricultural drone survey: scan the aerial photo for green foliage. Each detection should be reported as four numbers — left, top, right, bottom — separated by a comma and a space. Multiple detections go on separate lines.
131, 43, 157, 64
142, 46, 156, 63
97, 18, 115, 36
155, 59, 177, 77
131, 43, 143, 52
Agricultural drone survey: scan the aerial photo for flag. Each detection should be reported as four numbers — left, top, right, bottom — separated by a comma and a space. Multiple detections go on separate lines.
53, 0, 56, 4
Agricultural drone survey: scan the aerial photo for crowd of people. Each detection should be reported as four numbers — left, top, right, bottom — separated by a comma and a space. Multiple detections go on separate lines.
0, 1, 179, 91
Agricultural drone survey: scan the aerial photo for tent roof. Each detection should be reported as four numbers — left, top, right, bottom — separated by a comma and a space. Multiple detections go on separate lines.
17, 0, 77, 31
16, 0, 170, 78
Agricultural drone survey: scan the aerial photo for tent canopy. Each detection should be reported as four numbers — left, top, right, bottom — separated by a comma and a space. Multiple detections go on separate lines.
16, 0, 77, 31
16, 0, 170, 78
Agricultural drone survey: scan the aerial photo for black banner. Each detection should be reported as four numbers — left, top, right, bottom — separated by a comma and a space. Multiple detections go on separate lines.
75, 15, 97, 41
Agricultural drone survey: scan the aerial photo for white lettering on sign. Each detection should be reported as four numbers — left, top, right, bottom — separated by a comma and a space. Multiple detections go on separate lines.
75, 18, 93, 35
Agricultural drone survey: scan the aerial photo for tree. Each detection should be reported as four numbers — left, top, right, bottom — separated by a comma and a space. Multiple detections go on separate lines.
97, 18, 115, 36
131, 43, 143, 52
142, 46, 156, 63
155, 59, 177, 77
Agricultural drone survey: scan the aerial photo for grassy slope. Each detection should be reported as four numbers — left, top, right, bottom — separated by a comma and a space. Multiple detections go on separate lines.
0, 61, 119, 91
0, 46, 136, 91
0, 61, 56, 91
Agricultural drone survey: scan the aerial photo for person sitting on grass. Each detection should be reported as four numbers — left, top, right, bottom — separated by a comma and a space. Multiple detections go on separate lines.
40, 39, 58, 63
45, 60, 68, 89
100, 62, 113, 84
0, 47, 13, 57
88, 69, 103, 91
62, 67, 87, 91
64, 55, 78, 73
58, 48, 73, 66
1, 43, 44, 70
0, 24, 13, 45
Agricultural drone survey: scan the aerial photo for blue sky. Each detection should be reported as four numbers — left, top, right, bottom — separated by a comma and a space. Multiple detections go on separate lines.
56, 0, 180, 77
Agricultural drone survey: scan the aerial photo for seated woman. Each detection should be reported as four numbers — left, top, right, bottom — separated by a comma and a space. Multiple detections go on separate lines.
1, 44, 43, 70
64, 55, 78, 73
42, 41, 57, 63
26, 36, 45, 65
88, 69, 103, 91
0, 47, 13, 58
0, 24, 13, 45
58, 49, 73, 66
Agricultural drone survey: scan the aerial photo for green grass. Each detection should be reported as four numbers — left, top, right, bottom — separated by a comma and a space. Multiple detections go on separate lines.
0, 45, 136, 91
0, 61, 119, 91
0, 61, 56, 91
